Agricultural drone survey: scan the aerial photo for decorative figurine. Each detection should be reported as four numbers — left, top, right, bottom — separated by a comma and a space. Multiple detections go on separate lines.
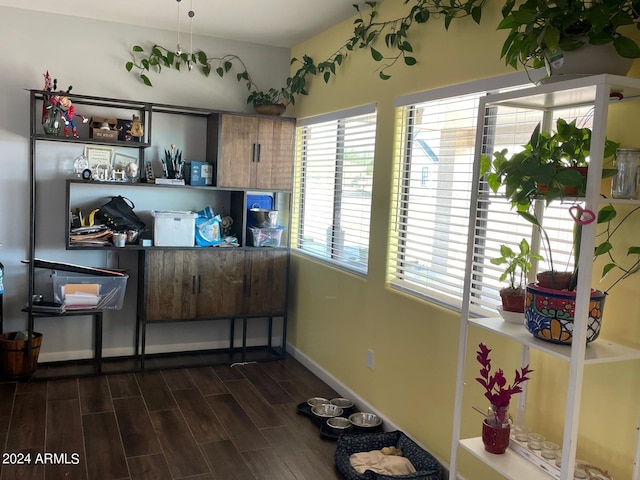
145, 162, 155, 183
57, 95, 89, 138
162, 144, 184, 179
125, 162, 139, 182
128, 115, 144, 138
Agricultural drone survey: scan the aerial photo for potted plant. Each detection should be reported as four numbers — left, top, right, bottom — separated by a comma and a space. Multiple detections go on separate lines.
491, 238, 542, 317
476, 342, 532, 454
518, 203, 640, 345
481, 118, 619, 211
498, 0, 640, 77
247, 88, 288, 116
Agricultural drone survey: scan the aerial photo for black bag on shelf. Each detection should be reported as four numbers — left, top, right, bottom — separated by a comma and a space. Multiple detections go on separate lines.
96, 196, 145, 232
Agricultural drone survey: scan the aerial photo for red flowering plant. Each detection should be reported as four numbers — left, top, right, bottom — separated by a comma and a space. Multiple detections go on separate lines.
475, 343, 533, 427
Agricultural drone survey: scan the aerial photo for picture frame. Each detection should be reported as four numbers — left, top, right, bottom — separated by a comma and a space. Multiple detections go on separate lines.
84, 146, 114, 181
112, 152, 137, 171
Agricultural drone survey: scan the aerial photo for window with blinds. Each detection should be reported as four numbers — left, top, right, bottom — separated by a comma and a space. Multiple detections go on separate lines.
292, 106, 377, 274
388, 78, 593, 314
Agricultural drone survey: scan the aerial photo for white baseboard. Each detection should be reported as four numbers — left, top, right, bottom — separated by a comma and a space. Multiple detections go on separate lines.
286, 343, 401, 431
286, 342, 456, 480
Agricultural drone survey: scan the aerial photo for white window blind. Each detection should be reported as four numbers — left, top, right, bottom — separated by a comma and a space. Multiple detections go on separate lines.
292, 107, 376, 274
389, 80, 593, 314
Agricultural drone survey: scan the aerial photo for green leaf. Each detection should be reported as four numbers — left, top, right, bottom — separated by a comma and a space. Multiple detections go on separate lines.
336, 54, 343, 65
597, 205, 617, 224
224, 61, 233, 72
543, 27, 561, 52
379, 71, 391, 80
152, 47, 162, 57
216, 67, 224, 77
370, 47, 383, 61
141, 59, 149, 70
125, 62, 133, 72
471, 6, 482, 24
132, 45, 144, 52
166, 52, 175, 65
141, 74, 152, 87
324, 71, 331, 83
517, 211, 541, 228
595, 241, 613, 256
385, 33, 396, 48
404, 56, 417, 66
601, 263, 617, 278
613, 36, 640, 59
629, 246, 640, 255
202, 65, 211, 77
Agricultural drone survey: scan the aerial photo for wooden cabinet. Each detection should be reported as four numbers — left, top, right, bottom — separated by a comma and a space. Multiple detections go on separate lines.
217, 114, 295, 190
141, 249, 288, 322
143, 250, 198, 321
243, 249, 288, 315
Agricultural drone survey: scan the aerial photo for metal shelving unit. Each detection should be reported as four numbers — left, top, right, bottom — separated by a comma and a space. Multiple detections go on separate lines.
25, 89, 293, 379
449, 74, 640, 480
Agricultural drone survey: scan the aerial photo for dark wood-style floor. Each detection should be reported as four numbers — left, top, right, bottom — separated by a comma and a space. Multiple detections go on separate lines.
0, 357, 346, 480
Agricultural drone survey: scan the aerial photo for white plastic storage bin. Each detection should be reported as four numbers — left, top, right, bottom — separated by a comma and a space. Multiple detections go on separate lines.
53, 271, 129, 310
248, 226, 285, 247
152, 210, 197, 246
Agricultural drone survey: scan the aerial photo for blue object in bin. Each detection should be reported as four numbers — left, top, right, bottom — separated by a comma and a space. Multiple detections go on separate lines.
247, 194, 273, 210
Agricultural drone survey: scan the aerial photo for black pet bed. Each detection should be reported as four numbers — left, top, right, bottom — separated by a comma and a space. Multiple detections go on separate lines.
334, 430, 442, 480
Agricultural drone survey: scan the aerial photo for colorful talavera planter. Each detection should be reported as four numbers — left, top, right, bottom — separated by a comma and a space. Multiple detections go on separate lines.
524, 283, 606, 345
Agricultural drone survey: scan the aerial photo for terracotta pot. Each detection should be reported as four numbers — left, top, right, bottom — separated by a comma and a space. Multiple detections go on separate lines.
500, 289, 525, 313
536, 271, 573, 290
254, 103, 286, 116
524, 283, 606, 345
482, 420, 510, 454
562, 166, 588, 196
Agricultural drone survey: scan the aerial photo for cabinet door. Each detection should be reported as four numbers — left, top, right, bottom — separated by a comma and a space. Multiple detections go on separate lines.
217, 114, 258, 188
196, 249, 245, 318
145, 251, 198, 321
255, 118, 295, 190
243, 249, 288, 315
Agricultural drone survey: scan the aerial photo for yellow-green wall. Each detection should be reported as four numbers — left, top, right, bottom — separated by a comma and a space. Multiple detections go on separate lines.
288, 1, 640, 479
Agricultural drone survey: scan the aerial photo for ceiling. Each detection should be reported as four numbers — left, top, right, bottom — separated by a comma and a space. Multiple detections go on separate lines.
0, 0, 360, 48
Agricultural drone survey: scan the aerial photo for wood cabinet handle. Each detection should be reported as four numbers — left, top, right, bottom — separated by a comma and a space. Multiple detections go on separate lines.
256, 143, 261, 162
251, 143, 257, 163
197, 274, 202, 294
192, 275, 197, 294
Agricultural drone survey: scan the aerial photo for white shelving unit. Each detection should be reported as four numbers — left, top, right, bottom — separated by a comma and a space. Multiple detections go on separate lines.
449, 75, 640, 480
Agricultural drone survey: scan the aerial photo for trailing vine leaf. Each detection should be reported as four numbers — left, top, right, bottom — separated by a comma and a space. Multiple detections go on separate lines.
126, 1, 487, 105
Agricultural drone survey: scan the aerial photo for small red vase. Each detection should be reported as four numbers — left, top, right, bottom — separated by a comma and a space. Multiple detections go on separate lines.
482, 420, 510, 454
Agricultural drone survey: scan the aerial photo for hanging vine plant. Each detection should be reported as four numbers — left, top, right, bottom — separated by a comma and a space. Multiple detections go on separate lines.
125, 0, 486, 107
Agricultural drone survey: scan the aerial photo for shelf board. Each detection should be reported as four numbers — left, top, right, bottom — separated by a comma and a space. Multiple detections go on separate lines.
469, 317, 640, 364
479, 74, 640, 111
460, 437, 555, 480
34, 133, 149, 148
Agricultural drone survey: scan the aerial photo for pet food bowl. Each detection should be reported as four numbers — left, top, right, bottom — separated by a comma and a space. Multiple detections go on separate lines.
330, 397, 354, 409
349, 412, 382, 428
312, 404, 344, 418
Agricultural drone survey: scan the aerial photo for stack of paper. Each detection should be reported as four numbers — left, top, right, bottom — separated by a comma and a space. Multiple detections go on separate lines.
62, 283, 100, 309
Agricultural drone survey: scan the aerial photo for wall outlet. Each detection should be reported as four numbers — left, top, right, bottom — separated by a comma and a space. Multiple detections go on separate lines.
367, 349, 374, 370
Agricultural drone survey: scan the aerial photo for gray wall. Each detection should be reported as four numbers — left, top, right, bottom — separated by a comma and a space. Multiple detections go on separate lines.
0, 6, 291, 360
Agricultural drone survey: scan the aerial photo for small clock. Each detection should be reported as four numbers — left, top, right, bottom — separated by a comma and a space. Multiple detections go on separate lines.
81, 168, 92, 181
